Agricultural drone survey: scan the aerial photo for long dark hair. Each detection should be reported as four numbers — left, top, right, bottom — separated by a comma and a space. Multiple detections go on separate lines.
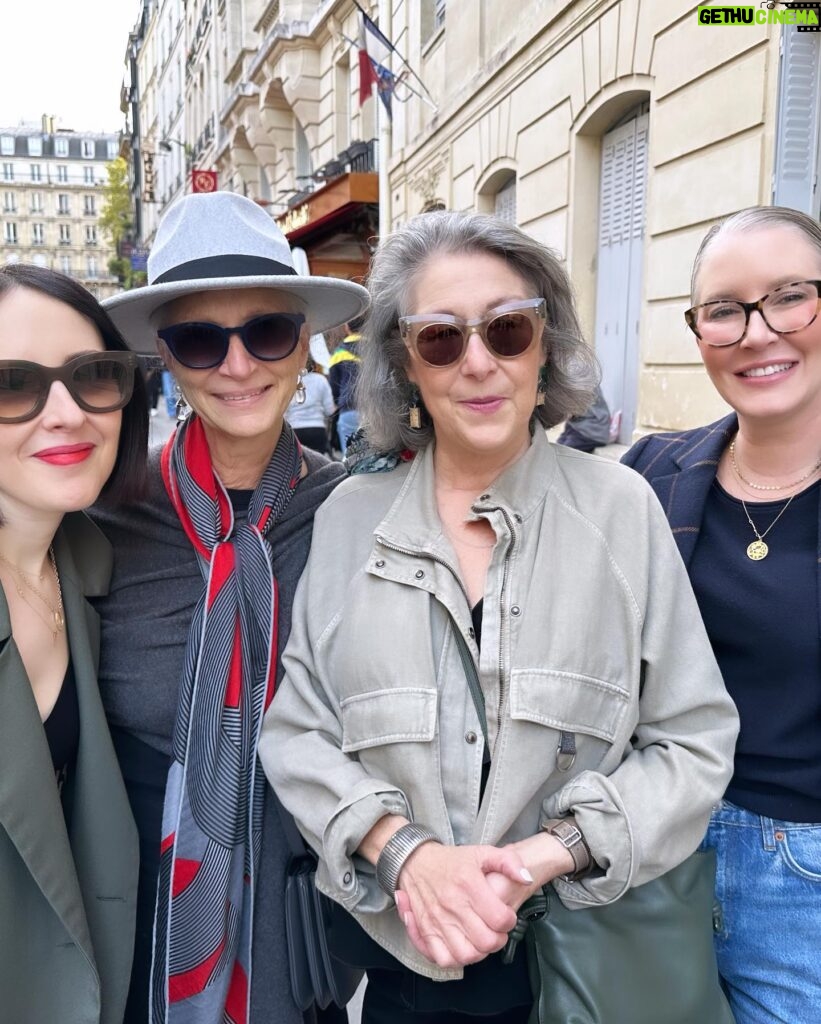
0, 263, 149, 502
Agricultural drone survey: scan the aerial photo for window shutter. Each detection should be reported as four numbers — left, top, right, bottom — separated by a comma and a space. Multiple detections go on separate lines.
773, 28, 821, 215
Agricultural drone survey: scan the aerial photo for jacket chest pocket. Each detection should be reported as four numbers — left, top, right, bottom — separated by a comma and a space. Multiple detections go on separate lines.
340, 688, 438, 753
508, 669, 632, 770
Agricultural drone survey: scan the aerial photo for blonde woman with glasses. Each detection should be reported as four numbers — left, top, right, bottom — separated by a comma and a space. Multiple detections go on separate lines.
624, 205, 821, 1023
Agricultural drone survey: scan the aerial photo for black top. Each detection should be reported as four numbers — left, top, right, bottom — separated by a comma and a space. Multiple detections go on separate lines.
43, 660, 79, 809
689, 480, 821, 822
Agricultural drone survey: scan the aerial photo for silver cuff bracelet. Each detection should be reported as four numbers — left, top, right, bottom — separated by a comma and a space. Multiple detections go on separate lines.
375, 823, 442, 896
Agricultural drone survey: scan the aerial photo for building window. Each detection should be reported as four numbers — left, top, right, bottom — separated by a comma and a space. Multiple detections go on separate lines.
4, 222, 18, 244
295, 121, 312, 183
494, 175, 517, 224
27, 136, 42, 157
86, 255, 98, 278
107, 140, 119, 160
32, 223, 44, 245
59, 224, 71, 245
81, 139, 95, 159
58, 193, 70, 214
83, 166, 95, 185
3, 192, 15, 213
60, 254, 71, 274
85, 224, 97, 245
32, 254, 48, 268
54, 136, 69, 157
422, 0, 446, 43
30, 191, 42, 212
83, 195, 96, 216
57, 165, 68, 183
30, 164, 41, 182
0, 136, 13, 155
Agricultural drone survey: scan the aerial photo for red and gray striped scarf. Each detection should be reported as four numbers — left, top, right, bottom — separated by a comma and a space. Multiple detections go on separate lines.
151, 414, 301, 1024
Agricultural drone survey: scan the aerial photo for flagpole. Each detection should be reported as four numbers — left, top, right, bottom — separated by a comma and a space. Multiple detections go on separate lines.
377, 0, 392, 240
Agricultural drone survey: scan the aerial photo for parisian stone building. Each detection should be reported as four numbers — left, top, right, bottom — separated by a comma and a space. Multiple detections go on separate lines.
0, 118, 121, 299
124, 1, 821, 438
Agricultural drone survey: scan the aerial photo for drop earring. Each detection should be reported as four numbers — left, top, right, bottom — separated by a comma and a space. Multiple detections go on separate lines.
174, 381, 191, 422
295, 369, 307, 405
408, 385, 422, 429
536, 365, 548, 407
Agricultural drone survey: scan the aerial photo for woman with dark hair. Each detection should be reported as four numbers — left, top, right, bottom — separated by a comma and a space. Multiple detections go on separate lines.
90, 191, 368, 1024
0, 262, 148, 1022
623, 205, 821, 1023
261, 212, 739, 1023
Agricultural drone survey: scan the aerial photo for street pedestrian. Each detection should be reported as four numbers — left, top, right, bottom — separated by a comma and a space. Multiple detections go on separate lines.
90, 191, 368, 1024
285, 355, 335, 454
0, 263, 148, 1023
623, 204, 821, 1023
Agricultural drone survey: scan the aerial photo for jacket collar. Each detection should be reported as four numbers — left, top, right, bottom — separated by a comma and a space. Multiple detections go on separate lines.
644, 413, 737, 567
376, 429, 558, 554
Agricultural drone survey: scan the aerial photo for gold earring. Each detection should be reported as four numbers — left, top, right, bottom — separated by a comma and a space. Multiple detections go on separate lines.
408, 386, 422, 429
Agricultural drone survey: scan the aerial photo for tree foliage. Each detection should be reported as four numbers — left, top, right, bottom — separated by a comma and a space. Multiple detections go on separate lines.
99, 157, 133, 246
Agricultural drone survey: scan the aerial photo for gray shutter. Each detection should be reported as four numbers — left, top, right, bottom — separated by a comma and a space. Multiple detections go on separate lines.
773, 28, 821, 215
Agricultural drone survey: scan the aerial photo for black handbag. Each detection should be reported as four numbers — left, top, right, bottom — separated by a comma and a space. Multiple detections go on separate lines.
522, 850, 735, 1024
275, 793, 364, 1011
450, 619, 735, 1024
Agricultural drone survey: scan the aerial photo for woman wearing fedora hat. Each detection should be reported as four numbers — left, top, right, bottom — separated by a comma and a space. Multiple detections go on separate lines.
90, 191, 369, 1024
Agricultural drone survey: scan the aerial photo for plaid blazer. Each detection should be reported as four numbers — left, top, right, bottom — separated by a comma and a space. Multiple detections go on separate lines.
622, 412, 821, 637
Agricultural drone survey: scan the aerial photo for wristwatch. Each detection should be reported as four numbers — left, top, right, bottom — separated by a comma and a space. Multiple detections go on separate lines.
541, 816, 592, 881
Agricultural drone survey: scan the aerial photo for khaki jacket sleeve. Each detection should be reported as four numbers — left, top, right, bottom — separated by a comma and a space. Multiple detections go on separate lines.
545, 487, 739, 908
259, 538, 410, 913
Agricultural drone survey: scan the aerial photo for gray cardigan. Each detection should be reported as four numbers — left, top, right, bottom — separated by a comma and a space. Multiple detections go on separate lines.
90, 445, 346, 1024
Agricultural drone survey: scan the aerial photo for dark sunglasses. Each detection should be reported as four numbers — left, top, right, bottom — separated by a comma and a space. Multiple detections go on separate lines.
399, 298, 547, 368
0, 352, 137, 424
157, 312, 307, 369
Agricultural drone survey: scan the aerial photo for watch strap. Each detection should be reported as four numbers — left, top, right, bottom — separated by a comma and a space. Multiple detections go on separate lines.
541, 816, 592, 881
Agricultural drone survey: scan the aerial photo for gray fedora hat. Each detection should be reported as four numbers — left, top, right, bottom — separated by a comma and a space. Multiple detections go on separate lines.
103, 191, 370, 354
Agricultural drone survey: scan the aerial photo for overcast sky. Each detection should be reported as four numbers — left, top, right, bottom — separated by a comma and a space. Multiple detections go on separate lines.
0, 1, 142, 133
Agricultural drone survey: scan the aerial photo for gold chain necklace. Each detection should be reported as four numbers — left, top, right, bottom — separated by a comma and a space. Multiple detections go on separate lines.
729, 439, 821, 493
0, 547, 64, 640
740, 495, 796, 561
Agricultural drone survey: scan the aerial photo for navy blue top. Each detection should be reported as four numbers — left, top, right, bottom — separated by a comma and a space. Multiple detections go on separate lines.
689, 480, 821, 822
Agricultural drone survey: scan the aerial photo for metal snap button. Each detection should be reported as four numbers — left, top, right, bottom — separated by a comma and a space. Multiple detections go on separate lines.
375, 559, 385, 568
775, 831, 785, 842
343, 871, 353, 885
511, 605, 521, 616
479, 493, 491, 500
465, 731, 477, 744
514, 513, 523, 523
468, 627, 475, 639
415, 569, 425, 579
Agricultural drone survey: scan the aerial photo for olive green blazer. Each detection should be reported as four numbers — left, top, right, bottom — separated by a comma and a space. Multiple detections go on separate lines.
0, 512, 138, 1024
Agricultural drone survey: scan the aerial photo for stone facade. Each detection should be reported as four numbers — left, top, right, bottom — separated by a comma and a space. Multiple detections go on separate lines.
126, 0, 821, 435
0, 120, 121, 298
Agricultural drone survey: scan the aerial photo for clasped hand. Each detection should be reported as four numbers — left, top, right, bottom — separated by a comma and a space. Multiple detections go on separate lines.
392, 841, 535, 969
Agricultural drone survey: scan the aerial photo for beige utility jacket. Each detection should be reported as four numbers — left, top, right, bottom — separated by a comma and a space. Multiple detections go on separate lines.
260, 430, 739, 980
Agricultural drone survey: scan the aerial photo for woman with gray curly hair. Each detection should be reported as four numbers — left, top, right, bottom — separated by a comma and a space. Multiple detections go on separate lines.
261, 212, 738, 1022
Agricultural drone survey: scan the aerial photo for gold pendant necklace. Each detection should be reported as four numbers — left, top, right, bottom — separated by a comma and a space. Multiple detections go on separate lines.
0, 546, 64, 639
740, 495, 796, 561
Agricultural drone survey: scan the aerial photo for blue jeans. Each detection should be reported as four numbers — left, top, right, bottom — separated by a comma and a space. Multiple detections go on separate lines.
337, 409, 360, 455
700, 800, 821, 1023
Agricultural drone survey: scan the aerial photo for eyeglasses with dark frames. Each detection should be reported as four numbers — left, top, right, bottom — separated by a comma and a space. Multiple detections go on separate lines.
685, 280, 821, 347
157, 312, 307, 369
0, 352, 138, 424
399, 298, 547, 368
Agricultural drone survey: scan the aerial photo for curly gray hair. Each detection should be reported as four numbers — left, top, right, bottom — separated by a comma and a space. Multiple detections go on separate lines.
356, 211, 599, 452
